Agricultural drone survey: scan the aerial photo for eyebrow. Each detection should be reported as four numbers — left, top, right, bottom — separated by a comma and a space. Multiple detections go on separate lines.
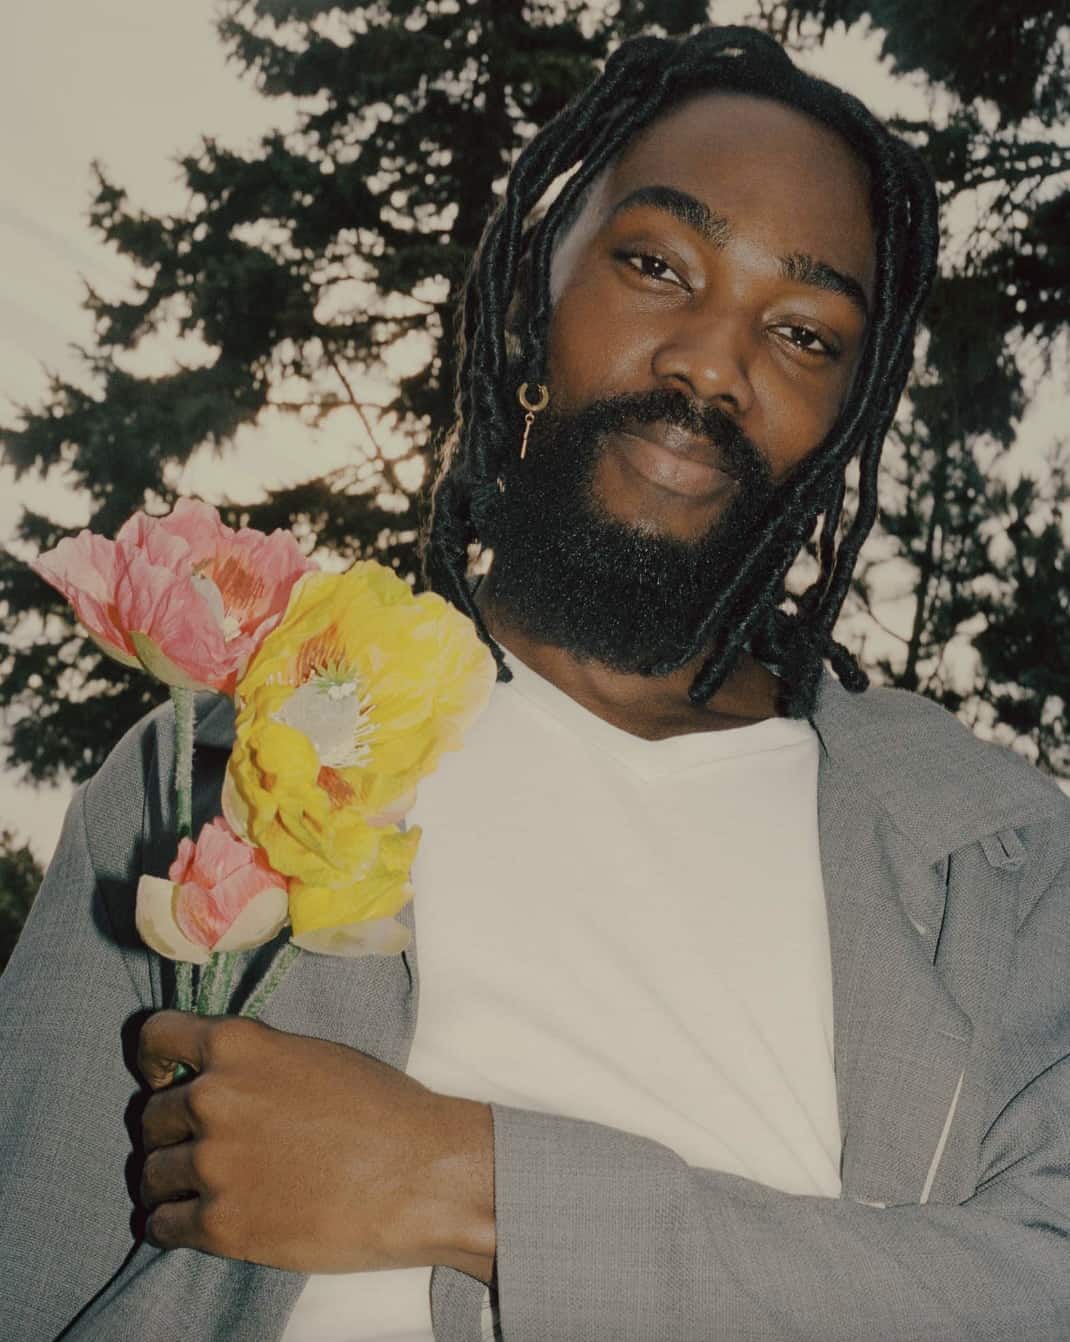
610, 185, 730, 248
609, 184, 870, 319
779, 251, 870, 319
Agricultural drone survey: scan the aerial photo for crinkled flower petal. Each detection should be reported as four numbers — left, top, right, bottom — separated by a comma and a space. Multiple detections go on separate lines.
31, 500, 315, 696
225, 560, 493, 955
31, 532, 140, 668
174, 864, 288, 952
292, 915, 411, 959
233, 562, 496, 823
136, 875, 212, 966
286, 826, 420, 936
115, 540, 232, 691
159, 498, 315, 656
139, 817, 289, 961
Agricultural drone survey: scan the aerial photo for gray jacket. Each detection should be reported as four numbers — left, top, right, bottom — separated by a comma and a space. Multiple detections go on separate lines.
2, 676, 1069, 1341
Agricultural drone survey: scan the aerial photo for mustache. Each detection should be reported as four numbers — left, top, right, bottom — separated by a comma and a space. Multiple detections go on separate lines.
545, 388, 772, 488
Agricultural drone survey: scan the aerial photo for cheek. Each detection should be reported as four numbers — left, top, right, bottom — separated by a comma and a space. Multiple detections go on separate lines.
751, 363, 853, 481
545, 279, 652, 410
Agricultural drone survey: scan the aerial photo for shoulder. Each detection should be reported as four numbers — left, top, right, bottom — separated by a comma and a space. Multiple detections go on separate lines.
89, 690, 234, 785
811, 676, 1068, 862
82, 692, 235, 885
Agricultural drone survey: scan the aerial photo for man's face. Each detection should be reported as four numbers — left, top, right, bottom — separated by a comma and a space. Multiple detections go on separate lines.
488, 91, 876, 674
546, 90, 875, 543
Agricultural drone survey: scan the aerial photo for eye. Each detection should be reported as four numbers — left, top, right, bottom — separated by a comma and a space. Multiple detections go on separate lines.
615, 250, 687, 289
773, 323, 838, 358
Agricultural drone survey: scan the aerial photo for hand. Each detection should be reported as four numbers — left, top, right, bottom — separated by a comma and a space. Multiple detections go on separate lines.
137, 1011, 495, 1280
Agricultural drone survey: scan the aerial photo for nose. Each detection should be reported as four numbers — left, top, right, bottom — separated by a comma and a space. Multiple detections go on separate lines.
650, 306, 755, 416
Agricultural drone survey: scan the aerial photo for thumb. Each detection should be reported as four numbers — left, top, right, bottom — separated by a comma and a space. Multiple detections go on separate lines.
137, 1009, 211, 1090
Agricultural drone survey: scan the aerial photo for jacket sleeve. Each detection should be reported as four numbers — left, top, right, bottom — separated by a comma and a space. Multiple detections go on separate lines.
488, 839, 1070, 1342
0, 757, 157, 1342
0, 699, 309, 1342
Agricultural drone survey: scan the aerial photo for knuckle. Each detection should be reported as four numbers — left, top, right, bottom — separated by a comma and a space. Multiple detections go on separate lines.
184, 1074, 221, 1125
137, 1011, 161, 1051
139, 1008, 175, 1050
139, 1149, 162, 1207
197, 1196, 237, 1255
204, 1015, 256, 1062
136, 1026, 161, 1080
188, 1138, 221, 1192
140, 1094, 161, 1144
138, 1011, 185, 1088
146, 1205, 178, 1249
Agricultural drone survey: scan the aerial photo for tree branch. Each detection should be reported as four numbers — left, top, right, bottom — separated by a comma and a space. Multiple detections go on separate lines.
849, 581, 912, 647
322, 345, 409, 498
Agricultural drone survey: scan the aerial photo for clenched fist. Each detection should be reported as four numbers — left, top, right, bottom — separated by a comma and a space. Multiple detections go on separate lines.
137, 1011, 495, 1281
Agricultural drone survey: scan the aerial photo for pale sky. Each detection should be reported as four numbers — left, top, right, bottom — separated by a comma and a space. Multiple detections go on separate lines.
1, 0, 280, 854
1, 3, 1064, 859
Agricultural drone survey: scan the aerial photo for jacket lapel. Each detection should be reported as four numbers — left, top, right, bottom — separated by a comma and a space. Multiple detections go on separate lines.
810, 673, 1061, 1207
817, 751, 971, 1206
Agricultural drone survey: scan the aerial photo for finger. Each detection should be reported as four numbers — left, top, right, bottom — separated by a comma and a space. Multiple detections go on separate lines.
137, 1010, 213, 1090
142, 1085, 194, 1151
145, 1194, 210, 1254
140, 1142, 200, 1209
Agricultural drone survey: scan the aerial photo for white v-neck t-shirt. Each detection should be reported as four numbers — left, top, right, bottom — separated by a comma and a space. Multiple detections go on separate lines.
282, 653, 840, 1341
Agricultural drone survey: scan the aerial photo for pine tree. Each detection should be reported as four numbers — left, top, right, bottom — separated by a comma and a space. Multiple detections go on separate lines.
0, 829, 43, 974
0, 0, 708, 785
761, 0, 1070, 769
4, 0, 1068, 787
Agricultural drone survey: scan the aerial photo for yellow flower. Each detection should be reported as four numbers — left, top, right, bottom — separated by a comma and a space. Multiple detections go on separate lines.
223, 561, 495, 954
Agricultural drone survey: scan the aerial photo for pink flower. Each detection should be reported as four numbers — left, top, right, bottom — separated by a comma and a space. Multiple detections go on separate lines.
32, 498, 315, 694
136, 818, 289, 965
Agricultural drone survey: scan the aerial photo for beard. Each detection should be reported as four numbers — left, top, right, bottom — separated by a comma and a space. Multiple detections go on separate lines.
485, 388, 778, 675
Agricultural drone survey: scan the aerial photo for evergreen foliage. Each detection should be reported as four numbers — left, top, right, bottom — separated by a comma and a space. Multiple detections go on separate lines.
2, 0, 1068, 788
1, 0, 705, 786
758, 1, 1070, 767
0, 829, 43, 974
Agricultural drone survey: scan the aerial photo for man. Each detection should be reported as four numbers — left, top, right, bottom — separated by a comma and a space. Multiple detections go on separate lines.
2, 24, 1069, 1342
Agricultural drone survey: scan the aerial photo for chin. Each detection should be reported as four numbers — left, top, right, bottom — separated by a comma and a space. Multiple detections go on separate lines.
597, 494, 725, 547
592, 465, 729, 546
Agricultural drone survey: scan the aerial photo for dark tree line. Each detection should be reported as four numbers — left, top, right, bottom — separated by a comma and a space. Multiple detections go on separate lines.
0, 830, 42, 973
772, 0, 1070, 770
1, 0, 708, 790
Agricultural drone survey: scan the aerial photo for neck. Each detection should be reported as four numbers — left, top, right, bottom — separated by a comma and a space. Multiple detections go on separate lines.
476, 577, 783, 741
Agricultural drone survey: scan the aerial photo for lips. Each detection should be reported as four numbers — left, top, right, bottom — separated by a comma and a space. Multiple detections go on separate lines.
618, 418, 728, 471
609, 419, 736, 500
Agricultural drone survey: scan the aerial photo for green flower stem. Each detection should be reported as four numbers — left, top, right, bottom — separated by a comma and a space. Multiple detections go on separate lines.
188, 950, 239, 1016
163, 688, 294, 1033
210, 951, 241, 1016
240, 942, 302, 1020
195, 951, 221, 1014
174, 960, 195, 1013
169, 688, 196, 1029
170, 686, 195, 842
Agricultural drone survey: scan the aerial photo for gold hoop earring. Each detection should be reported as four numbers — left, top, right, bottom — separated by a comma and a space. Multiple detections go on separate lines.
517, 382, 549, 460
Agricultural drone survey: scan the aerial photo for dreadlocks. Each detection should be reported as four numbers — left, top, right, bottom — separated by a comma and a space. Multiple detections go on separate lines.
423, 24, 939, 717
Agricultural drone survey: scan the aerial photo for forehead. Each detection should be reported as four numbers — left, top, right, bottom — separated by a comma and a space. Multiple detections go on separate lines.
561, 91, 876, 298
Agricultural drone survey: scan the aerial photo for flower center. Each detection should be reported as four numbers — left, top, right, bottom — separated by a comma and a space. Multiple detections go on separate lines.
273, 666, 376, 769
191, 572, 242, 642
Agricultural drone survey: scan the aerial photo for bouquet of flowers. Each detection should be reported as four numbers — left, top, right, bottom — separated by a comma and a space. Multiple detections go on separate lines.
33, 499, 496, 1019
